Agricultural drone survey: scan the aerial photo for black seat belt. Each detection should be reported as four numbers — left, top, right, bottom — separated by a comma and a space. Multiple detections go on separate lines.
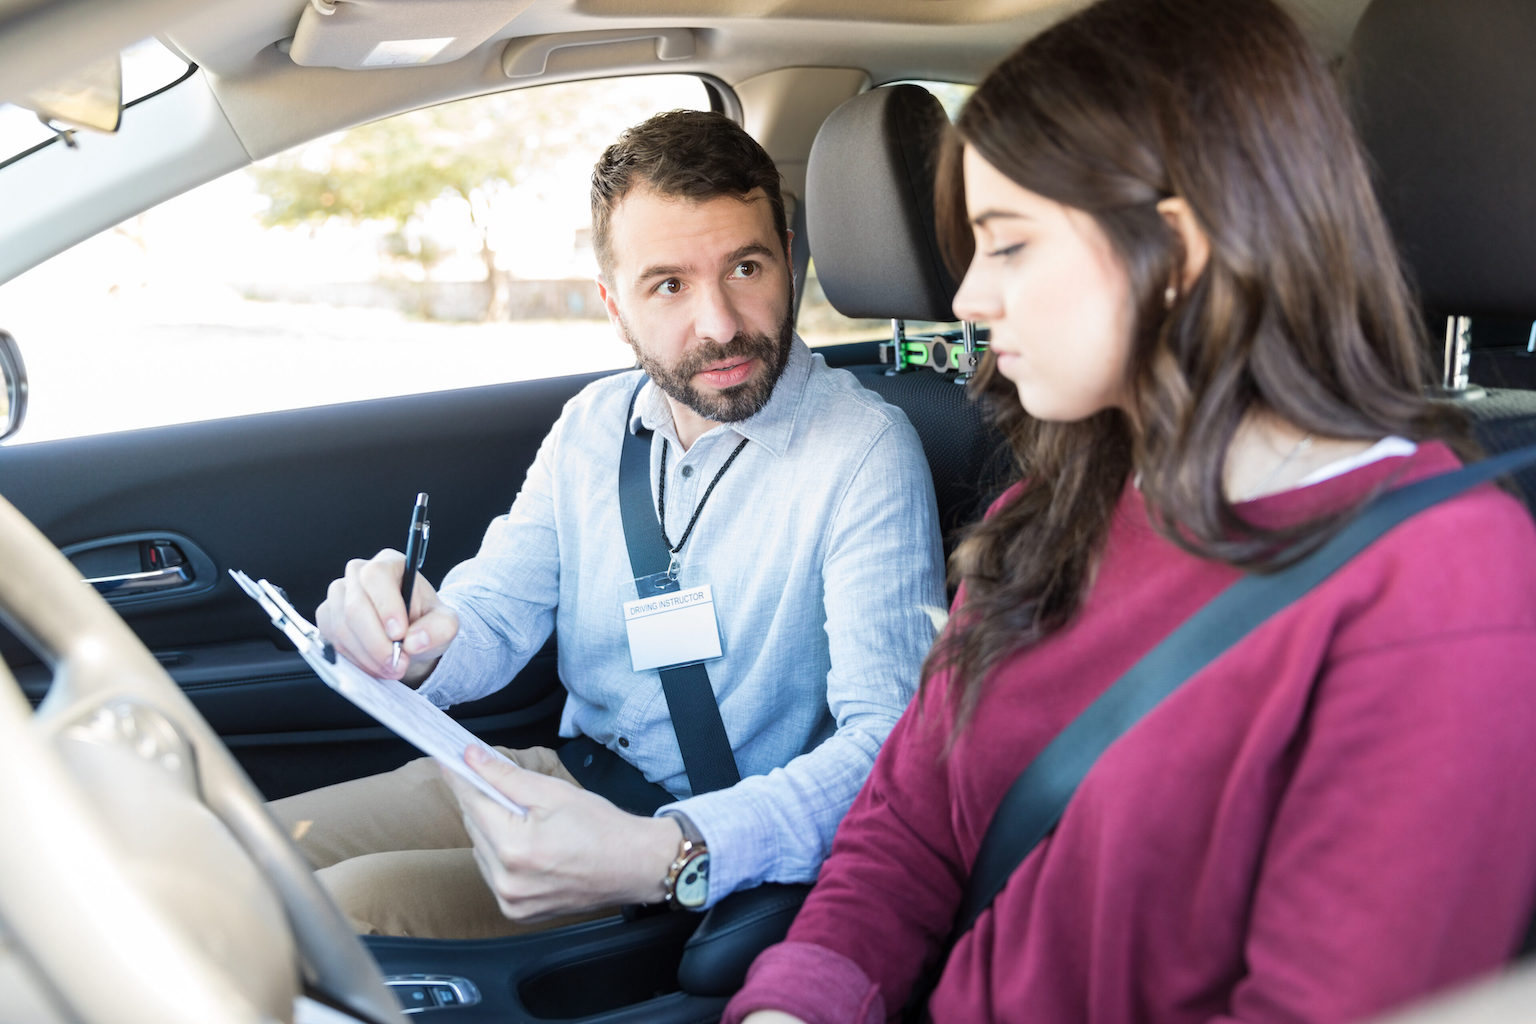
617, 377, 742, 795
910, 442, 1536, 1018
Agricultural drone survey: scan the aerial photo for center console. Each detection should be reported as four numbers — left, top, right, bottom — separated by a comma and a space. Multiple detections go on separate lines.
365, 882, 808, 1022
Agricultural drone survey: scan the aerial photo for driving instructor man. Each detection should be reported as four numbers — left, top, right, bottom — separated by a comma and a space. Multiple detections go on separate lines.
269, 109, 945, 938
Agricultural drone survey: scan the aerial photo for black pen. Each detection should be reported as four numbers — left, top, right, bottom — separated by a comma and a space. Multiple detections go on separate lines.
392, 492, 430, 669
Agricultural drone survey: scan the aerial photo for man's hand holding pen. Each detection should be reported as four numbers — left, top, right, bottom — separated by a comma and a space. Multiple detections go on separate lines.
314, 548, 460, 685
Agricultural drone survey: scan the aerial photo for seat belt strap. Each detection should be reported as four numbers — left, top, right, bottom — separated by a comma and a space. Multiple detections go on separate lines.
618, 377, 741, 795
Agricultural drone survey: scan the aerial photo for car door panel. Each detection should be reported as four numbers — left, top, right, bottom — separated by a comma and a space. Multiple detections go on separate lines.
0, 370, 614, 797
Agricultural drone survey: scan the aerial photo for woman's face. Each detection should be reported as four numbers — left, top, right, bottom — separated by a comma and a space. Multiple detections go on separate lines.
952, 146, 1137, 422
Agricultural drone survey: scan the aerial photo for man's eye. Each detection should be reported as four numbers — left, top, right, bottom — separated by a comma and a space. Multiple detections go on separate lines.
656, 278, 682, 295
732, 261, 759, 278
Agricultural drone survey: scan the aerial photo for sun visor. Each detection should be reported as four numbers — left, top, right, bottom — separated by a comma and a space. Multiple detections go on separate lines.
288, 0, 534, 69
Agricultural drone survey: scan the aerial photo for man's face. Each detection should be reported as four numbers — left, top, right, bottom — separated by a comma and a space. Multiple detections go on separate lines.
598, 185, 794, 430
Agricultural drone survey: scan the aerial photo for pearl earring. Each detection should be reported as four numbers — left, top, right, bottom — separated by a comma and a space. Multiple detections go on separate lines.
1164, 285, 1176, 309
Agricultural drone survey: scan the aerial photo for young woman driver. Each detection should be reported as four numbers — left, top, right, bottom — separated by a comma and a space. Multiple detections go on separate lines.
725, 0, 1536, 1021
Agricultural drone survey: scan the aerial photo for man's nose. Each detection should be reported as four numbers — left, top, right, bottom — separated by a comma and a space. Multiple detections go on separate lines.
692, 282, 744, 344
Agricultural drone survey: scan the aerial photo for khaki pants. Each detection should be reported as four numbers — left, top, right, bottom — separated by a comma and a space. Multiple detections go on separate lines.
268, 745, 617, 938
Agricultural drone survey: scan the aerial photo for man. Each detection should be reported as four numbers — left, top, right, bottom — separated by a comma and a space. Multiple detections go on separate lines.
271, 109, 944, 937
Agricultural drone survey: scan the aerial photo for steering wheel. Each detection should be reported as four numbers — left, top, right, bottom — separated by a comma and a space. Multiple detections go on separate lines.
0, 493, 405, 1024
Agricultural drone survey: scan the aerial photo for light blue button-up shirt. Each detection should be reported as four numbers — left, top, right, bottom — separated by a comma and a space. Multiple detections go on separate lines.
419, 336, 945, 905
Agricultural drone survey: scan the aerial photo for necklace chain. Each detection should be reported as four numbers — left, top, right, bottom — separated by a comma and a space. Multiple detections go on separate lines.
1251, 433, 1314, 498
657, 436, 750, 555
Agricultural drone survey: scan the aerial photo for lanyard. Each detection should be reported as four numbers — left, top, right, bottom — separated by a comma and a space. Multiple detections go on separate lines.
656, 435, 750, 561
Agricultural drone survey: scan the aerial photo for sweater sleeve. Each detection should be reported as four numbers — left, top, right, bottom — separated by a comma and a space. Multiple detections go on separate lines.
723, 942, 884, 1024
724, 674, 969, 1024
1216, 624, 1536, 1024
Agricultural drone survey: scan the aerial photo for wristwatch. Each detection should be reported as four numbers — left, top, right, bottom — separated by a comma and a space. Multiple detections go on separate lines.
660, 813, 710, 910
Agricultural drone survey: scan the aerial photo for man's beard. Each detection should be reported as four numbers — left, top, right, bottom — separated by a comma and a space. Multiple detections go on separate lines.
625, 309, 795, 424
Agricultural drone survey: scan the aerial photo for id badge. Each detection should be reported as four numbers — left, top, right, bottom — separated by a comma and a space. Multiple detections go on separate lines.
623, 580, 724, 672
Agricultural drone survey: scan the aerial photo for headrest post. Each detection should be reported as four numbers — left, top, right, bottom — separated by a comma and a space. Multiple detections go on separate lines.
886, 318, 909, 376
1442, 315, 1472, 392
958, 321, 981, 379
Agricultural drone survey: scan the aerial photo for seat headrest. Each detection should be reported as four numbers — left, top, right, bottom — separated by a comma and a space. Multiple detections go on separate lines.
1346, 0, 1536, 318
805, 84, 957, 323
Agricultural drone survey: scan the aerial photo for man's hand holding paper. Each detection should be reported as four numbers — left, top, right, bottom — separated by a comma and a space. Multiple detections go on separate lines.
232, 569, 524, 817
445, 745, 685, 921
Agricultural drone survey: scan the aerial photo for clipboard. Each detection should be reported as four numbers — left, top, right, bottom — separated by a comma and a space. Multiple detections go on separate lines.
230, 569, 526, 816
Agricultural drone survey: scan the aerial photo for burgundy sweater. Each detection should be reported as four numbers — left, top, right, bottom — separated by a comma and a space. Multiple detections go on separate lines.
726, 443, 1536, 1024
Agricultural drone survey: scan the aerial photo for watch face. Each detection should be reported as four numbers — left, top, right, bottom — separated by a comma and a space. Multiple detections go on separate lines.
674, 850, 710, 909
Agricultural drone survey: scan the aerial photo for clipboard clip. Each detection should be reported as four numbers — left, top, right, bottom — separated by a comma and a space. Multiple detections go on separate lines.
229, 569, 336, 663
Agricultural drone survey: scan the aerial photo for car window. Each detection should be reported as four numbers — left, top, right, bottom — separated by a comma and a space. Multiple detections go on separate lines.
0, 74, 710, 444
796, 81, 975, 350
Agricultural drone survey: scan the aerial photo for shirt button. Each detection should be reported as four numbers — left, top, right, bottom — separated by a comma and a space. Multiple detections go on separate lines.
680, 465, 694, 478
618, 736, 630, 748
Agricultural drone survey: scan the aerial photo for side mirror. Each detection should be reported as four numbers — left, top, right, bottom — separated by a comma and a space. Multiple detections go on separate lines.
0, 331, 29, 442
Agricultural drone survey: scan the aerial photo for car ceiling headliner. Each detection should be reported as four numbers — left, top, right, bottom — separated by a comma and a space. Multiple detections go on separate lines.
0, 0, 1374, 197
168, 0, 1372, 81
3, 0, 1372, 104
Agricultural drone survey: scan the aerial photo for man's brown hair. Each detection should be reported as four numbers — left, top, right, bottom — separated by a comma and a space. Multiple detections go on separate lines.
590, 109, 788, 279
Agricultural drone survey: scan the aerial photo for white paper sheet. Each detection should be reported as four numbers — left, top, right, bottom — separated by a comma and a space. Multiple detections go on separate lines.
230, 569, 526, 815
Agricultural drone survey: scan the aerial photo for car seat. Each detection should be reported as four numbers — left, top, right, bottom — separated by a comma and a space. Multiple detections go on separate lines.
806, 82, 1011, 552
1348, 0, 1536, 964
1347, 0, 1536, 513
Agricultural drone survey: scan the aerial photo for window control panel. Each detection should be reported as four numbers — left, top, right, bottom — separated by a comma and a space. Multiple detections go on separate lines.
385, 974, 482, 1014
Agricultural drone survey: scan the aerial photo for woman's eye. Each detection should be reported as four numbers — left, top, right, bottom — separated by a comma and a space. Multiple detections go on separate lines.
987, 243, 1025, 260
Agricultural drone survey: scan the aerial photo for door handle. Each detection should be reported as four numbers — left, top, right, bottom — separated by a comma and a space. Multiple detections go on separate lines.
84, 564, 194, 597
66, 535, 202, 602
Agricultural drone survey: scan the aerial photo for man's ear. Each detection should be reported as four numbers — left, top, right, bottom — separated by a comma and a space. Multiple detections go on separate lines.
595, 275, 624, 329
784, 229, 796, 293
1155, 197, 1210, 289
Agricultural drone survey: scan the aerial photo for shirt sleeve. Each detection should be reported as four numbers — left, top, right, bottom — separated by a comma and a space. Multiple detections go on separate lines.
724, 670, 969, 1021
1216, 624, 1536, 1024
663, 414, 948, 904
416, 409, 565, 709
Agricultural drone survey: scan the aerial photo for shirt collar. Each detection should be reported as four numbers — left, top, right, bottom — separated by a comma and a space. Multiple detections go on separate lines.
627, 333, 813, 458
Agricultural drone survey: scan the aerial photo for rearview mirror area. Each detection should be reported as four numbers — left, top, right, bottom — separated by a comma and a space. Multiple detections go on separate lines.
18, 54, 122, 137
0, 331, 29, 442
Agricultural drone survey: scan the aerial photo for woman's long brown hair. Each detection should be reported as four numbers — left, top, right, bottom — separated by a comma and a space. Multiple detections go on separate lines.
925, 0, 1472, 738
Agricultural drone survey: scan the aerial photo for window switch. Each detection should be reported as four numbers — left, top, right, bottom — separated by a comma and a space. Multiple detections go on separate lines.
384, 974, 481, 1014
394, 986, 434, 1011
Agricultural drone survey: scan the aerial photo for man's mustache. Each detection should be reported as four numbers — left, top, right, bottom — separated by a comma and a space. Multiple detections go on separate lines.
681, 333, 776, 370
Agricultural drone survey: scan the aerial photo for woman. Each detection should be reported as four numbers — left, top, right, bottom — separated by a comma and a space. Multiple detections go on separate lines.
724, 0, 1536, 1021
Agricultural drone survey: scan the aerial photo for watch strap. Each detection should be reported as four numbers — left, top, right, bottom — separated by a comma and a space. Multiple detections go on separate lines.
664, 810, 705, 845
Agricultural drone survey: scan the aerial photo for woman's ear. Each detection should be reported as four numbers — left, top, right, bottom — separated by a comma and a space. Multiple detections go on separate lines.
1156, 196, 1211, 289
